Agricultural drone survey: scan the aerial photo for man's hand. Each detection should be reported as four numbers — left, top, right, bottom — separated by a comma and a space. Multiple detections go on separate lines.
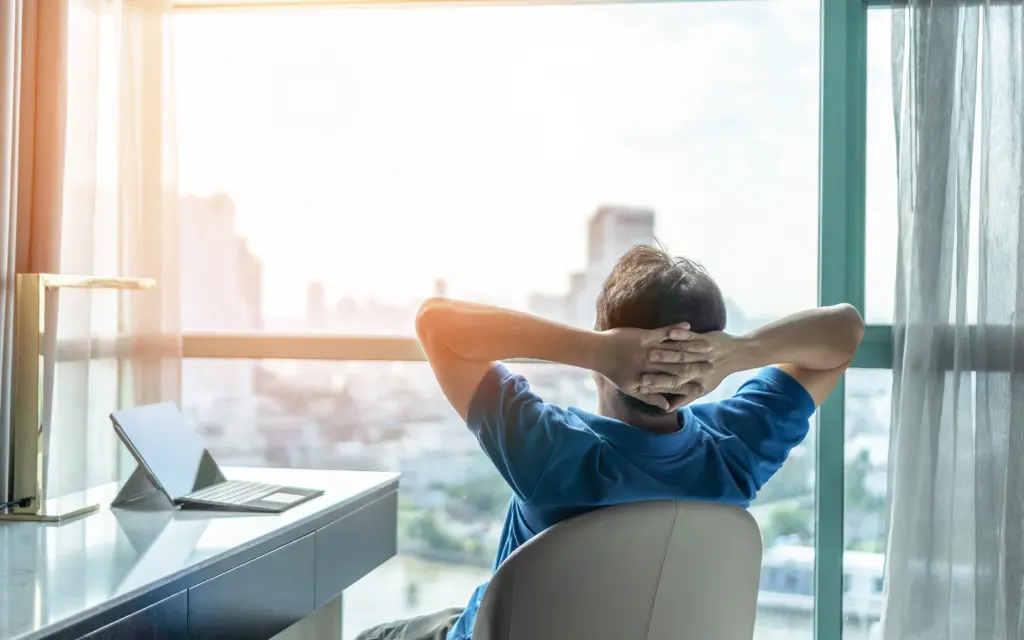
642, 330, 739, 408
640, 304, 866, 409
595, 323, 714, 410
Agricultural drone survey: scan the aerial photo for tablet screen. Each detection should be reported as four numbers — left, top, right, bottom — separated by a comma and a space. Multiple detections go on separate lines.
111, 402, 226, 501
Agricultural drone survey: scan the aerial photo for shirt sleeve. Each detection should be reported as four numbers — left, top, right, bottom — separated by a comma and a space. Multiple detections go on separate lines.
465, 363, 568, 501
692, 367, 816, 492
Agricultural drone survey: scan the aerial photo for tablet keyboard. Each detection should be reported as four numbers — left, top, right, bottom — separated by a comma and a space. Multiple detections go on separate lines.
185, 481, 278, 505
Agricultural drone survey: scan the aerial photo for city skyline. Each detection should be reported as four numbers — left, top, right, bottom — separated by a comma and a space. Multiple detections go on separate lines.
173, 1, 829, 322
180, 194, 773, 334
173, 4, 898, 323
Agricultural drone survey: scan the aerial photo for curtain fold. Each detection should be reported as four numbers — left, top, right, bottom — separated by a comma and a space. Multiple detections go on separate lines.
122, 0, 182, 408
0, 0, 66, 503
0, 0, 22, 503
40, 0, 182, 498
884, 1, 1024, 638
22, 0, 70, 500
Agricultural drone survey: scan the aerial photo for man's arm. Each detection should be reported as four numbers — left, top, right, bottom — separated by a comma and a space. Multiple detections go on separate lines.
647, 304, 865, 406
415, 297, 710, 419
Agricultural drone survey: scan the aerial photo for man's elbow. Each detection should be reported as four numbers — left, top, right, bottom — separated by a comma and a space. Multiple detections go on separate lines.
832, 303, 865, 361
415, 297, 454, 344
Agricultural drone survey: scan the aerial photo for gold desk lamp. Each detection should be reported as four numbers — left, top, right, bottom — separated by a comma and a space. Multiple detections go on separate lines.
0, 274, 155, 523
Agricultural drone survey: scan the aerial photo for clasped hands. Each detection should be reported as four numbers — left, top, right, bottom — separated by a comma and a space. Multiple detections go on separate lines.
596, 322, 734, 412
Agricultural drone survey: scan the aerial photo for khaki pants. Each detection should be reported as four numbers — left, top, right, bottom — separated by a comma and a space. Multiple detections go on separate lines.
353, 608, 465, 640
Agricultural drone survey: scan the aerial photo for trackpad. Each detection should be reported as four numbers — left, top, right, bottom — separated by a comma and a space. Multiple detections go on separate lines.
262, 491, 303, 504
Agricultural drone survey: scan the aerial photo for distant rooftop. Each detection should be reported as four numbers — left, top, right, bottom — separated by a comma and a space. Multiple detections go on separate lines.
590, 205, 655, 222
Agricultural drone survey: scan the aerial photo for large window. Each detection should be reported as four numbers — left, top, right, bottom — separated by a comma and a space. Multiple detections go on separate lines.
173, 0, 882, 639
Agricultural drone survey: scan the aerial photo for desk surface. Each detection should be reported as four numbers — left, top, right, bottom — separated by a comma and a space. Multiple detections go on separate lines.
0, 467, 399, 640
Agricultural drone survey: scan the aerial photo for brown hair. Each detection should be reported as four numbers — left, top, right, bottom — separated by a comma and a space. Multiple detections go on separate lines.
595, 245, 726, 414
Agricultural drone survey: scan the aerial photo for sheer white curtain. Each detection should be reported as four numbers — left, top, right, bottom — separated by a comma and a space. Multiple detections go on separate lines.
45, 0, 181, 498
884, 1, 1024, 638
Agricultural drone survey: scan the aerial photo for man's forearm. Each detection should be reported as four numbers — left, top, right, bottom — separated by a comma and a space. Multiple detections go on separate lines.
415, 297, 601, 369
717, 304, 864, 376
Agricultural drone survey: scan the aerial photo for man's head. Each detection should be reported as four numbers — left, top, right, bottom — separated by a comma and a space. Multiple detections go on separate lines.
594, 245, 726, 417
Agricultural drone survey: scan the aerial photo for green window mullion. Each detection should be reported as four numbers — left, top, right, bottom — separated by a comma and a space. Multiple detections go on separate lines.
817, 1, 868, 639
852, 325, 893, 368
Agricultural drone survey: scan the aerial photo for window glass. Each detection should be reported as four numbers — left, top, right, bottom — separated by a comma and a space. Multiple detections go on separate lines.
174, 1, 820, 338
865, 10, 898, 324
843, 368, 892, 640
866, 9, 981, 325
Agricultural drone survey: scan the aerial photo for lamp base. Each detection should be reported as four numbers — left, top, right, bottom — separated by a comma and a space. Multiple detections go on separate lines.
0, 493, 100, 524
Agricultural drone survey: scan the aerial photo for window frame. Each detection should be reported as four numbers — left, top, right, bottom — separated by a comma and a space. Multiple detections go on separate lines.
172, 0, 883, 638
818, 2, 868, 638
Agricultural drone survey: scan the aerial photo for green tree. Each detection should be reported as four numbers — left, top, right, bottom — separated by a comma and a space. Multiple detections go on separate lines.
755, 453, 812, 504
762, 503, 813, 547
407, 511, 464, 553
845, 450, 884, 512
449, 474, 512, 520
847, 538, 885, 553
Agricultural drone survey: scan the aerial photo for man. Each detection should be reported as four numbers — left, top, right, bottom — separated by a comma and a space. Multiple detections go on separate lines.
356, 245, 864, 640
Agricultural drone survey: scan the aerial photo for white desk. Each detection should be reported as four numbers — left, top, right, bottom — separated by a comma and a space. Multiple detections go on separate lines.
0, 467, 399, 639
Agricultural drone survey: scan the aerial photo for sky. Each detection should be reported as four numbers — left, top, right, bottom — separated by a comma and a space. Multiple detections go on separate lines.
172, 1, 899, 324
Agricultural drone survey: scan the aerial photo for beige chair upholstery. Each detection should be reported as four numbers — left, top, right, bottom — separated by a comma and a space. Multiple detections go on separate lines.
473, 500, 762, 640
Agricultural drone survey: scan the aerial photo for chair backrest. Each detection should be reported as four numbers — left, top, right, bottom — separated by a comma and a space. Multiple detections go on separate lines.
473, 500, 763, 640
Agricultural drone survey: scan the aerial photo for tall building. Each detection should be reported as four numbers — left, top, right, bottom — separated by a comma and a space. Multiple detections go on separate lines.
566, 271, 589, 327
306, 281, 327, 330
587, 206, 656, 273
433, 279, 448, 298
527, 293, 566, 323
528, 207, 658, 327
236, 237, 263, 330
181, 194, 264, 331
180, 194, 264, 445
579, 206, 656, 327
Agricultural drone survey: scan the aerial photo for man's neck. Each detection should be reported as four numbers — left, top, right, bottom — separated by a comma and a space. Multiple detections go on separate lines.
597, 401, 682, 434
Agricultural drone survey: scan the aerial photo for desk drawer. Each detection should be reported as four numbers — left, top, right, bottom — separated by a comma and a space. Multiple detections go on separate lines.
314, 490, 398, 608
188, 534, 315, 639
82, 591, 187, 639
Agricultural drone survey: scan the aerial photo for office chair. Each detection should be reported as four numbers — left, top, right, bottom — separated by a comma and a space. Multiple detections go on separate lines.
473, 500, 763, 640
